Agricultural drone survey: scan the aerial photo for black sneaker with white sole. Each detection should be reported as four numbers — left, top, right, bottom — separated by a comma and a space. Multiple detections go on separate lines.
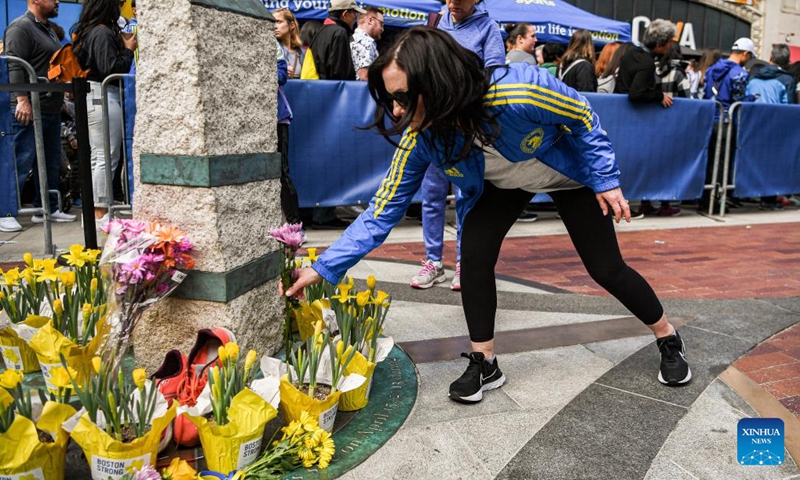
657, 330, 692, 386
448, 352, 506, 403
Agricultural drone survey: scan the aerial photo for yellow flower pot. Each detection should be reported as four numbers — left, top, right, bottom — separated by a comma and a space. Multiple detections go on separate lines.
69, 403, 176, 480
0, 401, 76, 479
339, 350, 377, 412
28, 318, 108, 392
184, 389, 278, 475
279, 375, 341, 433
0, 315, 50, 373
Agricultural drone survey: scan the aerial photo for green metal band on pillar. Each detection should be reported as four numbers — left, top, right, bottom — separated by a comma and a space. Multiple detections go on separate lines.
140, 152, 281, 187
189, 0, 275, 21
174, 251, 280, 303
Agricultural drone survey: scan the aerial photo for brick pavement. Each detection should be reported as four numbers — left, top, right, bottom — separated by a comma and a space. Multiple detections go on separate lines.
366, 222, 800, 299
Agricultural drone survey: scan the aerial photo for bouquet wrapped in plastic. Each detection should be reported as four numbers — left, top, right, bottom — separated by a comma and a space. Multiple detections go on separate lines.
99, 219, 195, 369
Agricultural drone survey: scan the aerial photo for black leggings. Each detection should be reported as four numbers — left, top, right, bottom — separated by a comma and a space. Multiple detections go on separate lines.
460, 183, 664, 342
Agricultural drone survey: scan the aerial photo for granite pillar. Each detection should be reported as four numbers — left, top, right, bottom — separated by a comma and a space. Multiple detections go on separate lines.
130, 0, 284, 371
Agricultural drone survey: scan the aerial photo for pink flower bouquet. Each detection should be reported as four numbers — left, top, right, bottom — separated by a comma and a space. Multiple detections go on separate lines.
268, 223, 305, 353
99, 219, 195, 369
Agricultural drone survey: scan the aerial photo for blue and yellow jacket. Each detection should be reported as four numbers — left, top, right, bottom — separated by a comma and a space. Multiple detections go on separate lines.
312, 63, 620, 284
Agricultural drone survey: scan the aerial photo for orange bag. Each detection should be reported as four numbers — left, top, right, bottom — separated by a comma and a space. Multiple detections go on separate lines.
48, 44, 90, 83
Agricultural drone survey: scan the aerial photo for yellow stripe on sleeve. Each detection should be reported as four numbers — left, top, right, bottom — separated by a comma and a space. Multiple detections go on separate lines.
484, 97, 593, 131
484, 89, 592, 122
488, 83, 588, 108
374, 132, 418, 218
374, 134, 411, 203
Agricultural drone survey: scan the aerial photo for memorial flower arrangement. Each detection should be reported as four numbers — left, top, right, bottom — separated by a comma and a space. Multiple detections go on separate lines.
0, 366, 77, 478
181, 342, 280, 474
65, 356, 176, 479
269, 222, 305, 353
237, 410, 335, 478
1, 247, 105, 374
99, 219, 195, 370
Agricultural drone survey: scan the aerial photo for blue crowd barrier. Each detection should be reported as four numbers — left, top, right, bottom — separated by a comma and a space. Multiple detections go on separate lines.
733, 102, 800, 198
284, 81, 716, 207
0, 57, 16, 217
583, 94, 715, 201
284, 80, 415, 208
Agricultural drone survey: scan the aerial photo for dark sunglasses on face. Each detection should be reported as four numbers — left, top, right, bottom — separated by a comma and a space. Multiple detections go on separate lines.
388, 90, 410, 109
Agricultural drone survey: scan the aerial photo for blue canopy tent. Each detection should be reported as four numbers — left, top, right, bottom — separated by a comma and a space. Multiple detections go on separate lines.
484, 0, 630, 45
260, 0, 442, 28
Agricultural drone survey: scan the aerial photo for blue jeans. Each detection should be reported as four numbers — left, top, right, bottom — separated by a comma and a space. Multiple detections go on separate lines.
8, 110, 62, 215
421, 163, 461, 263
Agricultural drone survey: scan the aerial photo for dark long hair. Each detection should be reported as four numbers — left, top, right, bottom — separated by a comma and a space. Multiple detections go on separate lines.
600, 42, 633, 79
73, 0, 121, 54
366, 27, 499, 164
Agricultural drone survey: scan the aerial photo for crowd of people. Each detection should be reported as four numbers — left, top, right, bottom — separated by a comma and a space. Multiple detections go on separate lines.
1, 0, 138, 234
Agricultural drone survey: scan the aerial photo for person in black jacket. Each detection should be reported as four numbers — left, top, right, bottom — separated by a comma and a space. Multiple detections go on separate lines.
614, 19, 675, 108
2, 0, 78, 232
309, 0, 364, 81
558, 29, 596, 92
615, 20, 681, 217
73, 0, 136, 226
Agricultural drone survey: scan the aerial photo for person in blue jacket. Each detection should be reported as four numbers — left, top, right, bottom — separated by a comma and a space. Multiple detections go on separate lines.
284, 28, 691, 404
409, 0, 508, 292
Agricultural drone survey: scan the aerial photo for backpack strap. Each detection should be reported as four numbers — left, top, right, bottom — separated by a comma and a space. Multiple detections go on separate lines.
558, 58, 587, 80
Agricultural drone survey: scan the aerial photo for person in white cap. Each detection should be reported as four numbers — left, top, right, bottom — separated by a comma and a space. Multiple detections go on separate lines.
703, 37, 754, 120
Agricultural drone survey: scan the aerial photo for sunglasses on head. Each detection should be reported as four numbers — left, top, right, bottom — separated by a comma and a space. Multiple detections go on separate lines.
387, 90, 410, 109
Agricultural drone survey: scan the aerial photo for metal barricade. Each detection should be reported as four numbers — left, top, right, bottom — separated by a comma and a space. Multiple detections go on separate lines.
718, 102, 744, 218
101, 73, 133, 220
704, 101, 726, 217
3, 55, 54, 255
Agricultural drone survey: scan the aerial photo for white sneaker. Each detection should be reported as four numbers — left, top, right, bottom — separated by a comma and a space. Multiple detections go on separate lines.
0, 217, 22, 232
32, 210, 77, 224
410, 259, 446, 289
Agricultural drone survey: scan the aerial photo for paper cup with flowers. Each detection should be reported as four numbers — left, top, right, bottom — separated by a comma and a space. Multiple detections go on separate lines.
63, 359, 176, 480
181, 343, 280, 475
328, 276, 394, 411
0, 365, 77, 479
0, 314, 51, 373
265, 321, 365, 433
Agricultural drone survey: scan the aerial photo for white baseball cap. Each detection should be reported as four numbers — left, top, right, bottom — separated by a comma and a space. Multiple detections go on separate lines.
329, 0, 367, 13
731, 37, 756, 56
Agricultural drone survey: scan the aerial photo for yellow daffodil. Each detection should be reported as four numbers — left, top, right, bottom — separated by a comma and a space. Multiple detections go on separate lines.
0, 369, 24, 389
336, 283, 352, 298
313, 320, 323, 337
0, 388, 13, 410
91, 356, 102, 374
82, 303, 92, 320
346, 276, 354, 287
83, 249, 101, 264
49, 366, 77, 389
22, 268, 35, 285
210, 366, 221, 388
35, 259, 62, 283
0, 291, 4, 301
244, 350, 257, 373
356, 290, 370, 308
23, 252, 33, 267
1, 267, 21, 286
366, 275, 377, 291
217, 346, 228, 363
307, 247, 318, 262
374, 290, 391, 307
53, 299, 64, 316
336, 340, 344, 358
163, 458, 198, 480
90, 278, 98, 296
224, 342, 240, 361
294, 258, 302, 269
60, 270, 77, 288
63, 244, 86, 267
132, 368, 147, 390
